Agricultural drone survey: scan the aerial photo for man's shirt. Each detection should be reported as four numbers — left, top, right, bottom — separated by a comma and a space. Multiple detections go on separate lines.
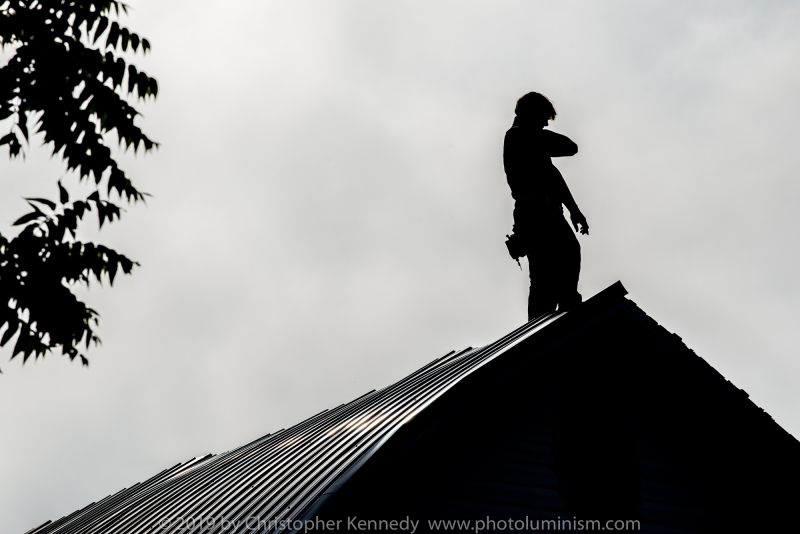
503, 117, 578, 206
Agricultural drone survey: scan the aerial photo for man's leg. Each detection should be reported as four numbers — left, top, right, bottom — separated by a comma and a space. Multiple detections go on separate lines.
526, 235, 559, 320
513, 203, 555, 320
553, 216, 582, 311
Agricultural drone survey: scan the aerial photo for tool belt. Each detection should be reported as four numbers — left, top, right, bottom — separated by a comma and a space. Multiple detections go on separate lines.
505, 232, 527, 271
505, 232, 527, 261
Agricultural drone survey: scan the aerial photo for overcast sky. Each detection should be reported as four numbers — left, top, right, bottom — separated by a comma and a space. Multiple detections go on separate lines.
2, 0, 800, 531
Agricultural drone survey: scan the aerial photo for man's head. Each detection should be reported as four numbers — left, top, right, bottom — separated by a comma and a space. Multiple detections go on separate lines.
515, 92, 557, 124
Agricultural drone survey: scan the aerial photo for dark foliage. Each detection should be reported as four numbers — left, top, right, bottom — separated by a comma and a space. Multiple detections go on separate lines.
0, 0, 157, 369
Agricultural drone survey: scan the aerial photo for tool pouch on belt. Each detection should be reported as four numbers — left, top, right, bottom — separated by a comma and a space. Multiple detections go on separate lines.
505, 232, 527, 269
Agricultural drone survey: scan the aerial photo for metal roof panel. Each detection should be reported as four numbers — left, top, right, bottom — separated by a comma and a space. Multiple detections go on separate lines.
31, 283, 631, 534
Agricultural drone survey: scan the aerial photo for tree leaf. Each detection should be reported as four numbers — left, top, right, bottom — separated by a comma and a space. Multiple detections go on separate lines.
121, 29, 130, 52
25, 197, 57, 210
148, 77, 159, 98
13, 211, 43, 226
0, 133, 17, 146
17, 111, 28, 141
93, 17, 109, 44
127, 65, 138, 94
59, 181, 70, 204
0, 320, 19, 347
106, 21, 120, 50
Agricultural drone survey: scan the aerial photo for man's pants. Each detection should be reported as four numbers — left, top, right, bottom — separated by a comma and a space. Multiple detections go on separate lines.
513, 205, 582, 320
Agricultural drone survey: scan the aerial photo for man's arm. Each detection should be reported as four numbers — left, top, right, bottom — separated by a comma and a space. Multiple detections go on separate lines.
538, 130, 588, 233
548, 169, 589, 234
539, 129, 578, 157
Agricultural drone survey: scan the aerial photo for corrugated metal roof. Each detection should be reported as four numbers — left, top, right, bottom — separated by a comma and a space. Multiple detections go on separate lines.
29, 285, 615, 534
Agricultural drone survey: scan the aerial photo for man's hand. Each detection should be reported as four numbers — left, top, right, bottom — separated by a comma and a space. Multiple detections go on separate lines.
570, 210, 590, 235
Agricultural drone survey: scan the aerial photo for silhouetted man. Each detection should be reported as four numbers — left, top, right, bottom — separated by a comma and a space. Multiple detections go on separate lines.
504, 92, 589, 320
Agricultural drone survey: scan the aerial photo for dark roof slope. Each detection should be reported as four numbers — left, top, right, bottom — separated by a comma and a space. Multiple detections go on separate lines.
30, 286, 628, 534
26, 282, 797, 534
